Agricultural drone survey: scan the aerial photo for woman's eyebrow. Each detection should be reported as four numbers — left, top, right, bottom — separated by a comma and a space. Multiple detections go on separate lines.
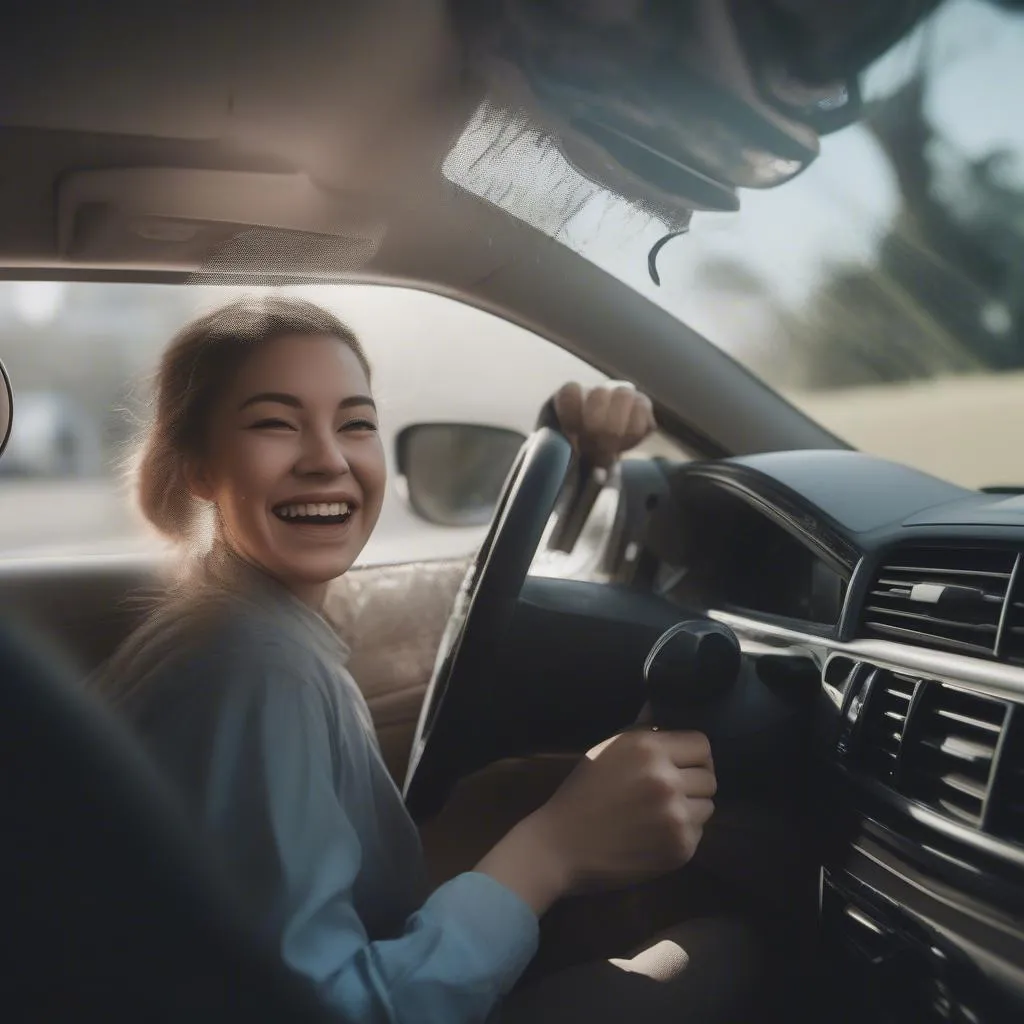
239, 391, 301, 411
339, 395, 376, 411
238, 392, 376, 411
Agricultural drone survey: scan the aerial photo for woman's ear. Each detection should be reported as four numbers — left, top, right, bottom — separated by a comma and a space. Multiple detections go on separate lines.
183, 457, 215, 502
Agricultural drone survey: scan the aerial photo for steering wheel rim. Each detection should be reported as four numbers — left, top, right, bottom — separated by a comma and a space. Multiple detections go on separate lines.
402, 428, 574, 821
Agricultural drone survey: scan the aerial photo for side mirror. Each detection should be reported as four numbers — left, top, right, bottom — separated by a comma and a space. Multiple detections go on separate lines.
396, 423, 527, 528
0, 359, 12, 464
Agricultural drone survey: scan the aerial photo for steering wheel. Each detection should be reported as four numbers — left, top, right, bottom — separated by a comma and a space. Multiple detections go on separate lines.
402, 427, 574, 821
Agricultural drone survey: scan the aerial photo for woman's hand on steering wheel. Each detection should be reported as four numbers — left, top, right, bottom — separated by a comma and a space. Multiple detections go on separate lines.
551, 381, 657, 468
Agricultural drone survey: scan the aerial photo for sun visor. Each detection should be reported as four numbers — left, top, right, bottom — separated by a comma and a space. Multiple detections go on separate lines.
55, 169, 387, 276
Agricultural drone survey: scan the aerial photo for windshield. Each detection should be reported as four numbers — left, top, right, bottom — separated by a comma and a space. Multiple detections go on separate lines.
447, 0, 1023, 491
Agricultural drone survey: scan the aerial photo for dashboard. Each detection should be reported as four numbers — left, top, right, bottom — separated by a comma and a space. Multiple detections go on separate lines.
642, 449, 1024, 1023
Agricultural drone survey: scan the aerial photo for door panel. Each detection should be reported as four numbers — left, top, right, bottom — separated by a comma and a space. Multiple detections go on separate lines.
322, 557, 466, 782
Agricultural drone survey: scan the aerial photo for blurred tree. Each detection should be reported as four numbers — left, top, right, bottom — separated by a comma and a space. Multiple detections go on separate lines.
776, 24, 1024, 390
0, 283, 202, 473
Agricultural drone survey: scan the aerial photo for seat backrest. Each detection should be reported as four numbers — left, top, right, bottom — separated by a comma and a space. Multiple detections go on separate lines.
0, 554, 166, 674
0, 613, 341, 1023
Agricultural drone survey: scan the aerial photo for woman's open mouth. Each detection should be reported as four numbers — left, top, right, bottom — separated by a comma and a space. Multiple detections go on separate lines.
273, 500, 355, 526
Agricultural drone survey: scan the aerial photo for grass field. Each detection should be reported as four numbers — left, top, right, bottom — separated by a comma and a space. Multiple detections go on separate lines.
789, 371, 1024, 490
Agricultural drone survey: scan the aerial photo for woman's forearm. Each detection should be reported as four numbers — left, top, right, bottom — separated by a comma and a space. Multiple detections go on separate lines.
474, 811, 571, 917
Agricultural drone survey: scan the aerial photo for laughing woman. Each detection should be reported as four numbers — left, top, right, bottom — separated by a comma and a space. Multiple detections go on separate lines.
94, 295, 732, 1024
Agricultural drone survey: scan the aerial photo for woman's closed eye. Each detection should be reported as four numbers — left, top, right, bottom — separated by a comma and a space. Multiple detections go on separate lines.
340, 418, 378, 433
249, 417, 296, 431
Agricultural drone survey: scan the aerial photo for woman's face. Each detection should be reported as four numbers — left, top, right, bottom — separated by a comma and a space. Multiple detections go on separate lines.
191, 333, 386, 605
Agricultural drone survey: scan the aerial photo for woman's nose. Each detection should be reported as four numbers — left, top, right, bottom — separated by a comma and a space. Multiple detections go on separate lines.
296, 429, 351, 477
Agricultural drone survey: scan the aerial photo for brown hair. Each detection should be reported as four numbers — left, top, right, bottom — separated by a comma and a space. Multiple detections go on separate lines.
135, 294, 370, 544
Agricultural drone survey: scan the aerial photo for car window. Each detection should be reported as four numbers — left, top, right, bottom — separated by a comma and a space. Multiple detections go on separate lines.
0, 282, 681, 563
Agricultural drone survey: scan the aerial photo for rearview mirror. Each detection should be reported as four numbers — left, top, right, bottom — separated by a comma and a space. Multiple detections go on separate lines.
397, 423, 527, 528
0, 359, 12, 463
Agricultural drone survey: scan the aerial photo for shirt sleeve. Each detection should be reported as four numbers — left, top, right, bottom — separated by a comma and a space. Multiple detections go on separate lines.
149, 644, 539, 1024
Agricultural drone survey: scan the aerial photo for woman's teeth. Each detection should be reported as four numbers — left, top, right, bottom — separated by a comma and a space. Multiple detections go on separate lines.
276, 501, 351, 520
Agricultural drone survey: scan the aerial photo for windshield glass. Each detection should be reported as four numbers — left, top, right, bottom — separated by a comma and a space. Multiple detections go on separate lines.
447, 0, 1023, 491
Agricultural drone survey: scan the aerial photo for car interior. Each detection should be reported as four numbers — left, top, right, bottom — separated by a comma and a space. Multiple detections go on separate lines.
2, 1, 1023, 1021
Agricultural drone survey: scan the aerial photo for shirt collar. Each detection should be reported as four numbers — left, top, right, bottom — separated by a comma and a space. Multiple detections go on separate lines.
200, 540, 352, 666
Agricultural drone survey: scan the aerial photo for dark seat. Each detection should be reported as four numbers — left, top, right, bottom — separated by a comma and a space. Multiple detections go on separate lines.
0, 614, 342, 1023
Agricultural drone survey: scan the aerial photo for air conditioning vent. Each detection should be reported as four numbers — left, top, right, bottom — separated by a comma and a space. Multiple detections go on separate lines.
861, 547, 1016, 659
900, 683, 1009, 828
988, 710, 1024, 846
857, 668, 918, 782
998, 574, 1024, 665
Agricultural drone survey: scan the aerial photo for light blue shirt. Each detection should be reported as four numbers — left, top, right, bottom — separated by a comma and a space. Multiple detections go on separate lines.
97, 546, 539, 1023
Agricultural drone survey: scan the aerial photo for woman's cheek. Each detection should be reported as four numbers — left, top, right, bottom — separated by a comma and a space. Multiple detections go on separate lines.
366, 438, 389, 492
248, 432, 296, 477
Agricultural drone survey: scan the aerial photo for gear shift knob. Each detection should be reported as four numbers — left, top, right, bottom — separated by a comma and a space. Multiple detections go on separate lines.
643, 620, 741, 729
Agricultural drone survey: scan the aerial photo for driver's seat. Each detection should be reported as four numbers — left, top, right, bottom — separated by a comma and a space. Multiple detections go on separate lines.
0, 614, 342, 1023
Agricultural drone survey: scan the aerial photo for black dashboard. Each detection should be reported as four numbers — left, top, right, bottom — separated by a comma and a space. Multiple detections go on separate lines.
643, 449, 1024, 1023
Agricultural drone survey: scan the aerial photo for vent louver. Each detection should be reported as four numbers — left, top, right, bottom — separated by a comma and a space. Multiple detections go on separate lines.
998, 575, 1024, 665
988, 710, 1024, 845
858, 669, 918, 782
899, 684, 1009, 829
861, 547, 1016, 659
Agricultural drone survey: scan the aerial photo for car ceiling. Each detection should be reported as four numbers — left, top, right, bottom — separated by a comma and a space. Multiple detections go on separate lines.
0, 0, 844, 458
